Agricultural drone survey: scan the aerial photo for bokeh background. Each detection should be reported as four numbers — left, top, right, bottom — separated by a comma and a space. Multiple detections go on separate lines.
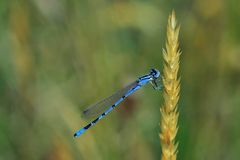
1, 0, 240, 160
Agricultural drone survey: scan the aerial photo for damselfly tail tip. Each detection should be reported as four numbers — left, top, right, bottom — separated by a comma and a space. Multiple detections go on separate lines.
74, 128, 86, 138
73, 133, 78, 138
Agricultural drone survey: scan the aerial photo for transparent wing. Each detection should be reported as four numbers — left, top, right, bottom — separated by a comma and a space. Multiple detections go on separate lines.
82, 80, 138, 119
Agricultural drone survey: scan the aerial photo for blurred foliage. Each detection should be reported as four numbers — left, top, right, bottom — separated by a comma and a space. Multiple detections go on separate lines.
0, 0, 240, 160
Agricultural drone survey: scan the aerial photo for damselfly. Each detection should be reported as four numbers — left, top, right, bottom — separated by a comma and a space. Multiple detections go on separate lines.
74, 69, 162, 137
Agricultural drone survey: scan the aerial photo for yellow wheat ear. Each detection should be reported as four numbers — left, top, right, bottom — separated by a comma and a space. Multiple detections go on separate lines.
160, 11, 181, 160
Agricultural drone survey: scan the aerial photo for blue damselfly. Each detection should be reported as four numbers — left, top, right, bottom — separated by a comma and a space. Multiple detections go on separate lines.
74, 69, 162, 137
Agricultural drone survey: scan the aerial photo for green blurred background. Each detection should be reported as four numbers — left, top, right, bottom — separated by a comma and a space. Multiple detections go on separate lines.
1, 0, 240, 159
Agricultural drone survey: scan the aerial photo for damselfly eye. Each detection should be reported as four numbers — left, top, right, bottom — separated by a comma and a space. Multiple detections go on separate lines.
150, 69, 160, 78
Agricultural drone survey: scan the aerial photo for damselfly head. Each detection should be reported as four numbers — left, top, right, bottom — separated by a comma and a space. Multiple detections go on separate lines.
149, 69, 162, 90
150, 68, 160, 79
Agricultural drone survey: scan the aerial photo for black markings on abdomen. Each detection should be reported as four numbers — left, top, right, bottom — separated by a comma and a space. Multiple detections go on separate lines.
92, 118, 99, 124
84, 123, 91, 129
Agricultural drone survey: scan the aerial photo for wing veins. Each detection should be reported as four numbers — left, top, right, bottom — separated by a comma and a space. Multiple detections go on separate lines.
82, 81, 138, 119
